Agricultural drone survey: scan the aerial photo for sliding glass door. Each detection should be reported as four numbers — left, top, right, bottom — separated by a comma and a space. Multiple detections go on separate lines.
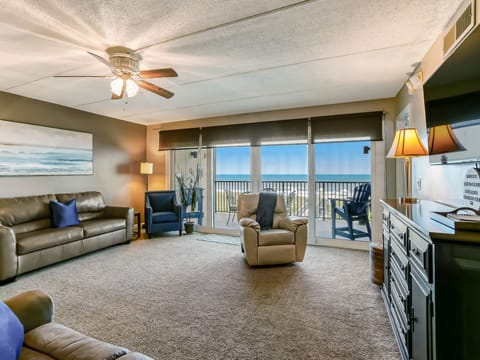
313, 140, 371, 242
213, 144, 308, 229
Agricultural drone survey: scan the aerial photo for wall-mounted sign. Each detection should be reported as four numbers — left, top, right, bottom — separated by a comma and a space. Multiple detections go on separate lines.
463, 167, 480, 210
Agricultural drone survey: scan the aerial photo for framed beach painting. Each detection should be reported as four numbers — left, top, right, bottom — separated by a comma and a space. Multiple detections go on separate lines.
0, 120, 93, 176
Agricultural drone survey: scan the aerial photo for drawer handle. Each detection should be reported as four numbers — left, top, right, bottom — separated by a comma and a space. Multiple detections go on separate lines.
412, 248, 420, 256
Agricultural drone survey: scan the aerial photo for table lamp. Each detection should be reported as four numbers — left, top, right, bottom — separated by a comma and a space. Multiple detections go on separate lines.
387, 128, 428, 203
428, 124, 466, 164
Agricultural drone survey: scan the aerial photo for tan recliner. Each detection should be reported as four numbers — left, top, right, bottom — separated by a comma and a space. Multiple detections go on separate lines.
238, 193, 308, 266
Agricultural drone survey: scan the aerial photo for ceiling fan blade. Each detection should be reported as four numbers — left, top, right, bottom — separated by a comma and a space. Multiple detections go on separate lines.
53, 75, 111, 78
87, 51, 112, 68
137, 80, 174, 98
139, 68, 178, 79
111, 80, 126, 100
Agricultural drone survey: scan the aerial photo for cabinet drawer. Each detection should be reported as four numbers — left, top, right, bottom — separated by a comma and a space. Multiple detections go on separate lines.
391, 253, 409, 289
391, 275, 409, 323
391, 241, 408, 277
409, 229, 432, 282
390, 299, 409, 348
390, 214, 408, 250
383, 208, 390, 226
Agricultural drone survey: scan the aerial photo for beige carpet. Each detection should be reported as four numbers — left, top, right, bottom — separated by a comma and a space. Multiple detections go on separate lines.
0, 234, 400, 360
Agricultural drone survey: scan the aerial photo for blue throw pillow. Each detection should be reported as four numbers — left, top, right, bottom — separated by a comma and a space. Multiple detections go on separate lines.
50, 199, 80, 228
0, 301, 24, 360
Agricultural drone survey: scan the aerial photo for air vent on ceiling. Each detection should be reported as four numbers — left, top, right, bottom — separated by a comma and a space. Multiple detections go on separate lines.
444, 1, 475, 56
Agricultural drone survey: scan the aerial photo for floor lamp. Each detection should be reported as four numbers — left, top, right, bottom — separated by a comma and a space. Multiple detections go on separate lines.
387, 128, 428, 203
140, 162, 153, 191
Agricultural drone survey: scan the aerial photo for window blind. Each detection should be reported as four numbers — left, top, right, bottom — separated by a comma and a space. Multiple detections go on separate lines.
311, 111, 383, 142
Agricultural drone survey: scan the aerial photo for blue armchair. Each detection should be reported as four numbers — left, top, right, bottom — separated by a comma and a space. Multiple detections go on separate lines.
145, 191, 183, 237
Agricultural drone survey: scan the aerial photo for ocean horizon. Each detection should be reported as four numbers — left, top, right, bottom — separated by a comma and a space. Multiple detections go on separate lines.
216, 174, 370, 182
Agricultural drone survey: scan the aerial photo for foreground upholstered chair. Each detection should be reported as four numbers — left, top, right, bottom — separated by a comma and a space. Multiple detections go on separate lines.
3, 290, 152, 360
238, 193, 308, 266
145, 190, 183, 237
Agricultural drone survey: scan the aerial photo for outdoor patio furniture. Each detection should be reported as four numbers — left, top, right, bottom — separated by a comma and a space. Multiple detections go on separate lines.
330, 183, 371, 240
225, 189, 238, 225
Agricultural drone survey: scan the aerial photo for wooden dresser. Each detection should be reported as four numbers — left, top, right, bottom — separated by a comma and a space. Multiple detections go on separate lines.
381, 199, 480, 360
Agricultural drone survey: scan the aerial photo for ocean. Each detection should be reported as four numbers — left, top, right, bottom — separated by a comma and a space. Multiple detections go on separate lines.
216, 174, 370, 182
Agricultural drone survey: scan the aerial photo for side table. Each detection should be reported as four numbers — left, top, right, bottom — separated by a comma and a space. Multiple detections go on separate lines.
133, 212, 141, 239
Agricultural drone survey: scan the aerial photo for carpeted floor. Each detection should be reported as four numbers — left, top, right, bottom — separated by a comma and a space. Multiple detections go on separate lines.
0, 234, 400, 360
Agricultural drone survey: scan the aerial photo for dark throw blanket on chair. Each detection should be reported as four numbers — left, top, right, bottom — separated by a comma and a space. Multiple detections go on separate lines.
257, 192, 277, 230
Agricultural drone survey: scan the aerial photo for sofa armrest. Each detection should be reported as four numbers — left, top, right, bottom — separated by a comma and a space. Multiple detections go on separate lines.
0, 225, 18, 282
4, 290, 54, 333
278, 216, 308, 231
104, 206, 134, 241
118, 352, 155, 360
239, 218, 260, 232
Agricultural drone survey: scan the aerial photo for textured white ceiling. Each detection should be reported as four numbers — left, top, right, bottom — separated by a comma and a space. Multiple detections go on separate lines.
0, 0, 465, 125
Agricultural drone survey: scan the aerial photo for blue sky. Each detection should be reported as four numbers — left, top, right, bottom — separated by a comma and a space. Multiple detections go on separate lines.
216, 141, 371, 175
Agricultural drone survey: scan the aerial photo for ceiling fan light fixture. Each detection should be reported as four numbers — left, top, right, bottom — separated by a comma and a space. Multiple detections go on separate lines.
110, 77, 124, 96
126, 78, 139, 97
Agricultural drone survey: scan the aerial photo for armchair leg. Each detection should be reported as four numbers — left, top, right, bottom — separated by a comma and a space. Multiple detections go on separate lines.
331, 212, 336, 239
365, 217, 372, 240
347, 219, 354, 240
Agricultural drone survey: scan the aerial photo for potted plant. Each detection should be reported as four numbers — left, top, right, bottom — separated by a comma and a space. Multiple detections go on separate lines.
175, 163, 202, 234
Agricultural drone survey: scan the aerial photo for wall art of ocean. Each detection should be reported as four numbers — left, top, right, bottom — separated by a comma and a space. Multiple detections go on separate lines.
0, 144, 93, 176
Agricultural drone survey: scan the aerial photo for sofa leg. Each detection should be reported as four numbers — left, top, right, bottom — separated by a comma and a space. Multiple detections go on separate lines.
147, 233, 151, 239
0, 276, 17, 286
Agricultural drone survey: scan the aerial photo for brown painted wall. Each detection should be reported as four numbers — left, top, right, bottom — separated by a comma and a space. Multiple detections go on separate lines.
0, 91, 146, 212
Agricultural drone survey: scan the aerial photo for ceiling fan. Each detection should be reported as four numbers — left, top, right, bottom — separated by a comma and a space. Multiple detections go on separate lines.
54, 46, 177, 100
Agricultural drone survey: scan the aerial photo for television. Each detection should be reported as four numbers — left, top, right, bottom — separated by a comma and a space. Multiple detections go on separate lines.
424, 24, 480, 164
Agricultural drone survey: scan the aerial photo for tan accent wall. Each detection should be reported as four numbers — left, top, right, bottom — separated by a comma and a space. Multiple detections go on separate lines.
0, 91, 146, 213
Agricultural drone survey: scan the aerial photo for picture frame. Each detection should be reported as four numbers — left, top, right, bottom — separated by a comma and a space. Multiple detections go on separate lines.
0, 120, 93, 176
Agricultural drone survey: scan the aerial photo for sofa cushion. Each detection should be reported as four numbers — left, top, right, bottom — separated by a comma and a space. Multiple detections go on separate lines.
56, 192, 106, 213
24, 323, 128, 360
81, 218, 126, 237
0, 194, 56, 227
12, 219, 52, 235
0, 301, 24, 360
16, 226, 84, 255
50, 199, 80, 228
152, 211, 178, 223
20, 346, 55, 360
258, 229, 294, 246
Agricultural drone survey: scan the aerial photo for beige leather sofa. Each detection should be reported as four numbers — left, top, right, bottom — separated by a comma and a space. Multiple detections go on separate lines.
238, 193, 308, 266
4, 290, 152, 360
0, 191, 133, 284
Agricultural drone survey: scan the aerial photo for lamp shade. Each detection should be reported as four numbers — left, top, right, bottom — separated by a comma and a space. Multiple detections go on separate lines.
428, 124, 466, 155
386, 128, 428, 158
140, 162, 153, 175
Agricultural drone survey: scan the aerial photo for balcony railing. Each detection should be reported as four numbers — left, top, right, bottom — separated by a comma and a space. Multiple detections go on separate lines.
214, 180, 369, 219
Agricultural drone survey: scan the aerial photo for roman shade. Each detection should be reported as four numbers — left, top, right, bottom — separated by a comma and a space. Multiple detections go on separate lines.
202, 118, 308, 147
158, 111, 383, 150
158, 128, 200, 150
311, 111, 383, 142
